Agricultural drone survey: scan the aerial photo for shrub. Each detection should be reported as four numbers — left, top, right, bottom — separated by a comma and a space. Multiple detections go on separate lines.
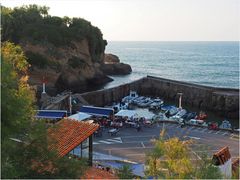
25, 51, 49, 68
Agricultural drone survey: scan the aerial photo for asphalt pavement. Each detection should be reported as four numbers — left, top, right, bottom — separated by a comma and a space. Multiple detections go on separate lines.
93, 122, 239, 164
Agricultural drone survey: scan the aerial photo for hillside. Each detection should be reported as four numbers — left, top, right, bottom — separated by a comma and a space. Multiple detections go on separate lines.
1, 5, 131, 95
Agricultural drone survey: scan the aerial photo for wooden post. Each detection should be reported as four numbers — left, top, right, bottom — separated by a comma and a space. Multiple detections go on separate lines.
89, 135, 93, 166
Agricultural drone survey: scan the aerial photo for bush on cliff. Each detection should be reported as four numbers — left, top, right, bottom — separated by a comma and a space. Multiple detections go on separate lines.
1, 4, 107, 62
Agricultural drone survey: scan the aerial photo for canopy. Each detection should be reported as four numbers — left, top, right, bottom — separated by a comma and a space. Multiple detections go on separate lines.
68, 112, 92, 121
80, 106, 114, 117
115, 110, 138, 118
36, 110, 67, 119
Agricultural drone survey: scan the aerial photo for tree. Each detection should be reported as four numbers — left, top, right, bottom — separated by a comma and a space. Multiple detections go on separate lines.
117, 164, 134, 179
145, 129, 223, 179
1, 42, 87, 179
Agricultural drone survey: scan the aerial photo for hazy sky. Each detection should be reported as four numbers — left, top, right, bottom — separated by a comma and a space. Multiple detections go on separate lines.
1, 0, 239, 41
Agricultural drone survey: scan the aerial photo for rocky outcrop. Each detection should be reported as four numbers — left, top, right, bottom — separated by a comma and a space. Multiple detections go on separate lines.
101, 53, 132, 75
101, 63, 132, 75
20, 39, 114, 95
104, 53, 120, 64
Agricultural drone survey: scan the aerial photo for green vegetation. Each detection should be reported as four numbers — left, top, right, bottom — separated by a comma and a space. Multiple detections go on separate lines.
1, 4, 107, 62
25, 51, 49, 68
117, 164, 134, 179
68, 56, 87, 69
1, 42, 87, 178
145, 129, 223, 179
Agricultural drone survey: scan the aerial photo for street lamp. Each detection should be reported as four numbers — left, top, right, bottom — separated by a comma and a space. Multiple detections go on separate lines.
177, 92, 183, 109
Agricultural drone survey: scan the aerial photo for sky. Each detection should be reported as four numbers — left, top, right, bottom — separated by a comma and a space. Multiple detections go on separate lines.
1, 0, 239, 41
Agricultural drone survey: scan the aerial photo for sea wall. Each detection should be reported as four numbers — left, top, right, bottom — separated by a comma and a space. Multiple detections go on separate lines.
80, 76, 239, 119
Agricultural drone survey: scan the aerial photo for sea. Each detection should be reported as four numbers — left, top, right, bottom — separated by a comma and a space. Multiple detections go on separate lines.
104, 41, 239, 127
104, 41, 239, 89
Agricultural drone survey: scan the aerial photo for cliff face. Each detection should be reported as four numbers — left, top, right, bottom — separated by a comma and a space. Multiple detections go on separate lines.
2, 5, 132, 95
21, 39, 113, 95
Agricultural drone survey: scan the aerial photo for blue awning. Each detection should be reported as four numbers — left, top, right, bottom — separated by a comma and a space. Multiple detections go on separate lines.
79, 106, 114, 117
36, 110, 67, 119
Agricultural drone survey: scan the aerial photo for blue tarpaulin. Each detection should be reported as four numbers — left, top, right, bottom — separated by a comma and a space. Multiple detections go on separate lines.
79, 106, 114, 117
36, 110, 67, 119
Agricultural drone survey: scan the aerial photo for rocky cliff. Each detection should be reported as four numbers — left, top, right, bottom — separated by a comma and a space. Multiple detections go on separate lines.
21, 39, 132, 95
1, 5, 132, 95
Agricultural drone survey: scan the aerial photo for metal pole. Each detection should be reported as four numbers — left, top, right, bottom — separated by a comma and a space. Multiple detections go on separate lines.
42, 82, 46, 93
69, 91, 72, 115
178, 93, 183, 109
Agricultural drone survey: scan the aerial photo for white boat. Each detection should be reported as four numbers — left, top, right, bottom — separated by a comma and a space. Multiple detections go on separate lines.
122, 91, 139, 103
112, 102, 129, 112
171, 109, 187, 119
131, 96, 145, 105
149, 98, 164, 110
188, 119, 207, 126
137, 97, 153, 107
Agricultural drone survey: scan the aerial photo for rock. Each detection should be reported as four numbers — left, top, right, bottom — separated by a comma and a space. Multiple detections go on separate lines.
101, 63, 132, 75
55, 67, 113, 93
104, 53, 120, 64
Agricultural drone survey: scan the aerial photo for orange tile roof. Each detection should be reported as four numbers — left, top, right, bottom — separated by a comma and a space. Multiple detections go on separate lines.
48, 119, 99, 157
213, 146, 231, 165
81, 167, 118, 179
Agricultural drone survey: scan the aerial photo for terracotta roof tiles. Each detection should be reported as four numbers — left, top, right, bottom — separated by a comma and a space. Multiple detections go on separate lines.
48, 119, 99, 157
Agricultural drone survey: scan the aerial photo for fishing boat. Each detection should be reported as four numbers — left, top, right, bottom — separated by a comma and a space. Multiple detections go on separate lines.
182, 112, 197, 120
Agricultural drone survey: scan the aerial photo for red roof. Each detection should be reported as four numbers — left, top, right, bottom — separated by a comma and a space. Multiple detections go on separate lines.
48, 119, 99, 157
82, 167, 118, 179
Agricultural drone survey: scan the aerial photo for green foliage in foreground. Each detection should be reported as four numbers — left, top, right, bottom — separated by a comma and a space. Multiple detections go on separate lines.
1, 42, 87, 178
1, 4, 107, 62
117, 164, 135, 179
145, 129, 223, 179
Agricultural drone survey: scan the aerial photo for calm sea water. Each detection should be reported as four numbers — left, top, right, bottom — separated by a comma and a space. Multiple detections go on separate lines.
104, 41, 239, 89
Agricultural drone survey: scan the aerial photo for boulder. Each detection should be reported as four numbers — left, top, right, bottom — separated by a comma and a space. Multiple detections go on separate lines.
104, 53, 120, 64
101, 63, 132, 75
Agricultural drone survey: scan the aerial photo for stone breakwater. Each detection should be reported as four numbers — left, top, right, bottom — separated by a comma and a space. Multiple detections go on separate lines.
80, 76, 239, 119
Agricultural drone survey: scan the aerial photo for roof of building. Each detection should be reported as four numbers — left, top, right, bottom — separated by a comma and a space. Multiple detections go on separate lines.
81, 167, 118, 179
213, 146, 231, 165
80, 106, 114, 117
36, 110, 67, 119
48, 119, 99, 157
115, 110, 138, 118
68, 112, 92, 121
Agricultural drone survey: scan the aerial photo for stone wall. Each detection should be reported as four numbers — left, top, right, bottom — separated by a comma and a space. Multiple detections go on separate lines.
80, 76, 239, 119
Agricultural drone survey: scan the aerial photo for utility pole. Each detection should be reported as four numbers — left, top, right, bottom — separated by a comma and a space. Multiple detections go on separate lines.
42, 76, 46, 94
69, 91, 72, 115
177, 92, 183, 109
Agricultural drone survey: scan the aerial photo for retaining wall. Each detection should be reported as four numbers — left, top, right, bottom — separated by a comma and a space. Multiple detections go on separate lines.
80, 76, 239, 119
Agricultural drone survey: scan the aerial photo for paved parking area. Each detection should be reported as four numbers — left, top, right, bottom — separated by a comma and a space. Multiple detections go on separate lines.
93, 122, 239, 163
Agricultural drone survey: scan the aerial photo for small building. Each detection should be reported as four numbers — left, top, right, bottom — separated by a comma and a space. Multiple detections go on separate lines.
48, 119, 99, 165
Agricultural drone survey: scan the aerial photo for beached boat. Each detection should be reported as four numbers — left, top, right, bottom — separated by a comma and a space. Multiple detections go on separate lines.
131, 96, 145, 105
112, 102, 129, 112
149, 98, 164, 110
188, 119, 207, 126
182, 112, 197, 120
196, 111, 207, 120
122, 91, 139, 103
137, 97, 153, 108
163, 106, 179, 117
171, 109, 187, 119
219, 119, 232, 129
